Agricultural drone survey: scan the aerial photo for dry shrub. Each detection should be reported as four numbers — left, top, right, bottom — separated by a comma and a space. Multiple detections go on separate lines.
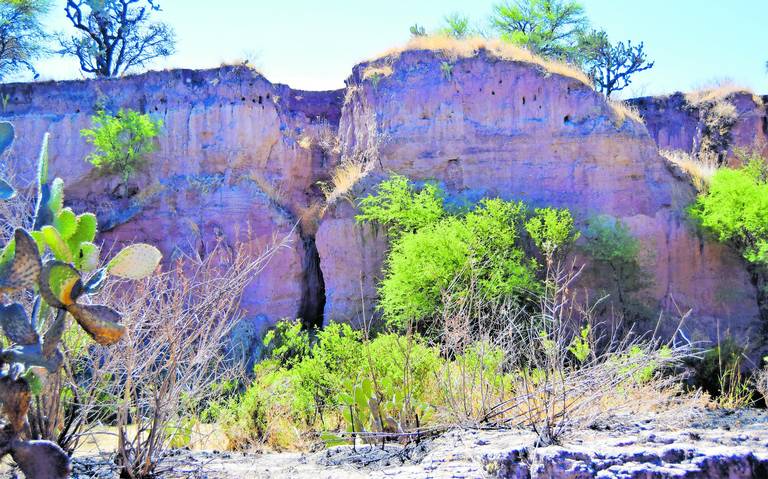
608, 98, 645, 126
660, 149, 718, 192
297, 135, 313, 150
249, 171, 285, 207
70, 237, 288, 478
321, 161, 371, 206
296, 201, 325, 236
316, 121, 340, 155
362, 64, 394, 81
433, 252, 695, 445
369, 35, 592, 87
0, 161, 33, 241
685, 81, 756, 109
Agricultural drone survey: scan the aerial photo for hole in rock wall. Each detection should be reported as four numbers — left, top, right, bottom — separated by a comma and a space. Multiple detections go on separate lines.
522, 97, 526, 105
563, 115, 571, 124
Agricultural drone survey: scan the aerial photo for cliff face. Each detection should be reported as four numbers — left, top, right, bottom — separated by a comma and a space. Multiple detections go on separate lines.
632, 92, 768, 163
2, 67, 343, 330
1, 52, 764, 354
326, 50, 760, 346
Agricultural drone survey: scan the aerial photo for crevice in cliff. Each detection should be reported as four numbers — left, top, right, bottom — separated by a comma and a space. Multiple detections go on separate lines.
297, 232, 326, 330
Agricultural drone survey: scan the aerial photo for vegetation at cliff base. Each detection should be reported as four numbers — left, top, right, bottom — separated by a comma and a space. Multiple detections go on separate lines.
356, 175, 577, 332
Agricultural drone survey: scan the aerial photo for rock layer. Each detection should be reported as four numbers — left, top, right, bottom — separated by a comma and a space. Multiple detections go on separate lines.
1, 51, 765, 352
632, 92, 768, 163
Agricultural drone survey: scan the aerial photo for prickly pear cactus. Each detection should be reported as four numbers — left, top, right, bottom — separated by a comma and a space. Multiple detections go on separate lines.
0, 123, 162, 478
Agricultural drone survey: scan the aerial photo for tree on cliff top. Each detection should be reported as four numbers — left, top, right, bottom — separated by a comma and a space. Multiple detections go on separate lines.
59, 0, 175, 77
577, 29, 654, 97
490, 0, 588, 60
0, 0, 50, 80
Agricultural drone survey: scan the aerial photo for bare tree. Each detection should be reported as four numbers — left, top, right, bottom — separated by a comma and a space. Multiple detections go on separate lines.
578, 29, 654, 97
59, 0, 175, 77
0, 0, 50, 80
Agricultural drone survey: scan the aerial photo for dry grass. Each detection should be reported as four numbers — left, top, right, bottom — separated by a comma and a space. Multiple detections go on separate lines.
608, 98, 645, 126
362, 64, 394, 81
368, 35, 592, 87
321, 161, 371, 206
250, 171, 285, 207
685, 81, 758, 108
660, 149, 718, 192
297, 136, 313, 150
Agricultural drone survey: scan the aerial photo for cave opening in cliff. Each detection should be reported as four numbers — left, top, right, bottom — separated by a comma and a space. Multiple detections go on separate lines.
298, 234, 326, 330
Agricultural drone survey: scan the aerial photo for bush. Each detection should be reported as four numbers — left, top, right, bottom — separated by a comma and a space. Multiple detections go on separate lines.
359, 176, 578, 332
356, 173, 445, 239
689, 153, 768, 265
81, 109, 163, 181
582, 215, 650, 320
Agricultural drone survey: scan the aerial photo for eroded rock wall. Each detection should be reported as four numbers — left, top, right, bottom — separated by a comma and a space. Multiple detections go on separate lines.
1, 53, 764, 353
328, 50, 761, 347
632, 92, 768, 163
1, 67, 344, 340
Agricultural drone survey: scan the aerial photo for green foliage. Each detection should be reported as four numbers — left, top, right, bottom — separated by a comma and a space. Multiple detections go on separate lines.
223, 320, 444, 448
81, 109, 163, 182
567, 324, 591, 363
582, 215, 650, 320
525, 207, 580, 258
261, 319, 311, 368
409, 23, 427, 37
377, 198, 539, 331
439, 13, 472, 39
490, 0, 588, 59
356, 174, 445, 240
689, 154, 768, 265
0, 0, 50, 80
360, 177, 582, 332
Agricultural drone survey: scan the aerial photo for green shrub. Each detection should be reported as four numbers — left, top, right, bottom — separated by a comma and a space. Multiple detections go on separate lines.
582, 215, 650, 320
356, 174, 445, 239
261, 319, 311, 367
359, 176, 578, 331
689, 153, 768, 265
525, 207, 580, 258
81, 109, 163, 181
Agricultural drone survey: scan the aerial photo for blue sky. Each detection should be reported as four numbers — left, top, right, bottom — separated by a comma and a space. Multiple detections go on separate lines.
21, 0, 768, 97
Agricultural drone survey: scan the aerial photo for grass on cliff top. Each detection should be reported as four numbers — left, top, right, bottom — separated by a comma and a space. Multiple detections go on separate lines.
366, 35, 592, 87
685, 81, 760, 108
364, 36, 646, 128
660, 149, 718, 192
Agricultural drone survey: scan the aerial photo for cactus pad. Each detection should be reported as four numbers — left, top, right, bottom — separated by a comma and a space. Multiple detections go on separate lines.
0, 178, 15, 201
66, 304, 125, 346
107, 243, 162, 279
0, 122, 13, 156
54, 208, 78, 240
0, 303, 39, 346
0, 230, 43, 294
41, 226, 73, 263
76, 242, 101, 272
40, 261, 82, 308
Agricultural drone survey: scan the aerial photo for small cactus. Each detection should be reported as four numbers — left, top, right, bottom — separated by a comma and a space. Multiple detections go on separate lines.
0, 123, 163, 478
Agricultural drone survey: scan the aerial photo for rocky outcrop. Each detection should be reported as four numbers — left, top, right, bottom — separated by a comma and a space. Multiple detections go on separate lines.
632, 92, 768, 164
103, 415, 768, 478
1, 66, 343, 339
1, 48, 765, 354
327, 49, 761, 347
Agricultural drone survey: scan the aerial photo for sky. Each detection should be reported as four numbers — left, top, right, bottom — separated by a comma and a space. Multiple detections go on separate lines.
18, 0, 768, 97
